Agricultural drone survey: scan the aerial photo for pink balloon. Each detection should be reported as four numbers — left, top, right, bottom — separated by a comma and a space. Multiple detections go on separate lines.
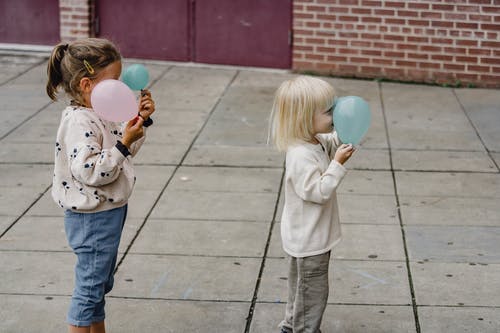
90, 79, 138, 122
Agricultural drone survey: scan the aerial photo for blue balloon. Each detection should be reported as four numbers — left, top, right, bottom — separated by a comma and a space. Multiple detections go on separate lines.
122, 64, 149, 90
333, 96, 371, 145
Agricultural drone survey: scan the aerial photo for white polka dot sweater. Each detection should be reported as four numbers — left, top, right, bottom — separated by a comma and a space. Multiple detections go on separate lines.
52, 106, 146, 212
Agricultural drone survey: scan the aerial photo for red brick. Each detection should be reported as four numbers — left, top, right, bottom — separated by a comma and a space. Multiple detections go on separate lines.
444, 64, 465, 71
398, 10, 419, 17
421, 12, 441, 19
384, 34, 405, 41
431, 21, 454, 28
328, 6, 349, 13
469, 48, 492, 56
444, 47, 467, 54
408, 3, 429, 10
362, 16, 382, 23
482, 41, 500, 48
385, 18, 406, 25
484, 6, 500, 14
456, 5, 479, 13
339, 0, 359, 5
432, 54, 453, 61
352, 8, 372, 15
327, 55, 348, 62
407, 53, 429, 60
420, 45, 442, 52
408, 20, 430, 27
385, 1, 405, 8
482, 24, 500, 31
457, 39, 478, 47
420, 62, 441, 69
492, 67, 500, 73
362, 0, 382, 6
317, 46, 336, 53
384, 68, 406, 77
361, 49, 382, 56
456, 22, 478, 29
373, 58, 394, 65
306, 38, 327, 44
374, 9, 395, 16
408, 36, 429, 43
456, 56, 478, 63
396, 60, 418, 67
432, 4, 455, 11
305, 53, 325, 60
384, 51, 405, 58
487, 32, 498, 39
469, 15, 493, 22
294, 29, 314, 36
482, 58, 500, 65
351, 40, 372, 47
339, 15, 359, 22
317, 14, 337, 20
361, 66, 384, 75
350, 57, 369, 63
306, 5, 327, 12
295, 13, 315, 19
431, 38, 453, 45
468, 65, 491, 73
374, 42, 394, 49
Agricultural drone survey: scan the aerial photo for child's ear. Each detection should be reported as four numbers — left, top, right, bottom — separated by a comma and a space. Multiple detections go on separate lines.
79, 77, 92, 94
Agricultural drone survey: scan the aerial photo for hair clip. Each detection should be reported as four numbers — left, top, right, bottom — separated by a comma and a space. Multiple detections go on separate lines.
83, 60, 95, 75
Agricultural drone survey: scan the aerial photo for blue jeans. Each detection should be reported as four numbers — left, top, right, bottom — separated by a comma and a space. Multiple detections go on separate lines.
64, 205, 127, 327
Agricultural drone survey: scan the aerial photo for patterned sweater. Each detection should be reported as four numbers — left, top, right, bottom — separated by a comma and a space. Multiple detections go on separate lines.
281, 132, 347, 257
52, 105, 145, 212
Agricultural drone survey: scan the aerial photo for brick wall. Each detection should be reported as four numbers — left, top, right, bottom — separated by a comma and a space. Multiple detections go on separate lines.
59, 0, 95, 42
293, 0, 500, 88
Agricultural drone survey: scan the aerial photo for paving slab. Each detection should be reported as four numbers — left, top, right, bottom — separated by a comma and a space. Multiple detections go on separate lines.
411, 262, 500, 306
107, 298, 249, 333
268, 223, 406, 262
406, 225, 500, 264
0, 54, 45, 85
455, 88, 500, 152
184, 144, 284, 168
0, 251, 74, 295
0, 142, 53, 163
347, 148, 391, 170
259, 258, 411, 305
338, 194, 399, 225
0, 186, 47, 217
0, 215, 16, 234
0, 294, 67, 333
381, 83, 484, 150
392, 150, 497, 172
129, 219, 269, 257
395, 171, 500, 198
134, 165, 176, 190
169, 166, 282, 193
150, 190, 277, 221
491, 152, 500, 164
250, 303, 416, 333
0, 164, 52, 188
400, 196, 500, 226
338, 170, 395, 196
132, 142, 188, 165
418, 306, 500, 333
111, 254, 260, 301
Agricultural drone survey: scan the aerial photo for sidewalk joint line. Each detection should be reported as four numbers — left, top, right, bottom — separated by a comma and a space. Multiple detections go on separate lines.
379, 81, 421, 333
452, 89, 500, 173
114, 69, 240, 274
244, 162, 285, 333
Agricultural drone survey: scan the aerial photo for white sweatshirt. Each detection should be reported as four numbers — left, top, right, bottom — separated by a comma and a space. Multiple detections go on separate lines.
281, 132, 347, 258
52, 106, 145, 212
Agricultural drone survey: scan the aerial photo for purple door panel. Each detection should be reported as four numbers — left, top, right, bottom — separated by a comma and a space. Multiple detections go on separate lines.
194, 0, 292, 68
97, 0, 190, 61
0, 0, 59, 45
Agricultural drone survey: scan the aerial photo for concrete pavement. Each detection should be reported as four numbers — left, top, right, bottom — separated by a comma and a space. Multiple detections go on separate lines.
0, 52, 499, 332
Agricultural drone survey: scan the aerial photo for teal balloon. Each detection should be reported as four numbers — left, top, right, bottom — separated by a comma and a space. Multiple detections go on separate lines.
333, 96, 371, 145
122, 64, 149, 90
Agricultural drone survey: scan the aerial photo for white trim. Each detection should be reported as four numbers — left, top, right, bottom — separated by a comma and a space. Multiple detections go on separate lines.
0, 43, 52, 57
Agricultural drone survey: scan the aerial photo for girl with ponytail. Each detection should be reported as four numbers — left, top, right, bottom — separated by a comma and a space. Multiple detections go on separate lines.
46, 38, 156, 333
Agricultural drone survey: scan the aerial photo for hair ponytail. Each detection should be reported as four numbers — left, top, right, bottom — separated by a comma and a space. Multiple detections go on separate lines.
45, 38, 121, 104
46, 43, 68, 101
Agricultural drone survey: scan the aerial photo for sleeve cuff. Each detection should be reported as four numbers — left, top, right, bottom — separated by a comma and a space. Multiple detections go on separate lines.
115, 140, 131, 157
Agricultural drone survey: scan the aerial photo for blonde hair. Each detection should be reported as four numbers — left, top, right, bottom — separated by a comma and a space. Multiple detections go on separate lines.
268, 75, 336, 151
46, 38, 121, 105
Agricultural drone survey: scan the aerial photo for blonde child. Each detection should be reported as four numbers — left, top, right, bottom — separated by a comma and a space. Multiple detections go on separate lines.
46, 38, 155, 333
269, 76, 354, 333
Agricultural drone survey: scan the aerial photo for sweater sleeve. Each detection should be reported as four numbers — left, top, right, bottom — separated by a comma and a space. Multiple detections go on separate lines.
287, 148, 347, 204
66, 118, 126, 187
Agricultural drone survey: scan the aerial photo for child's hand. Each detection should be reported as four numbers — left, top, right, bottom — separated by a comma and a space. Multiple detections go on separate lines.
138, 89, 155, 120
334, 144, 355, 165
121, 116, 144, 148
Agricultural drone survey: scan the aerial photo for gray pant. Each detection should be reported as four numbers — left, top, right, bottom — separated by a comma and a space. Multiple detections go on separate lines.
279, 251, 331, 333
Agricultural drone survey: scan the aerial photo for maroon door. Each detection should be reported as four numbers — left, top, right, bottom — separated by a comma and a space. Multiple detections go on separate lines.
96, 1, 291, 68
0, 0, 59, 45
96, 0, 190, 61
195, 0, 292, 68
